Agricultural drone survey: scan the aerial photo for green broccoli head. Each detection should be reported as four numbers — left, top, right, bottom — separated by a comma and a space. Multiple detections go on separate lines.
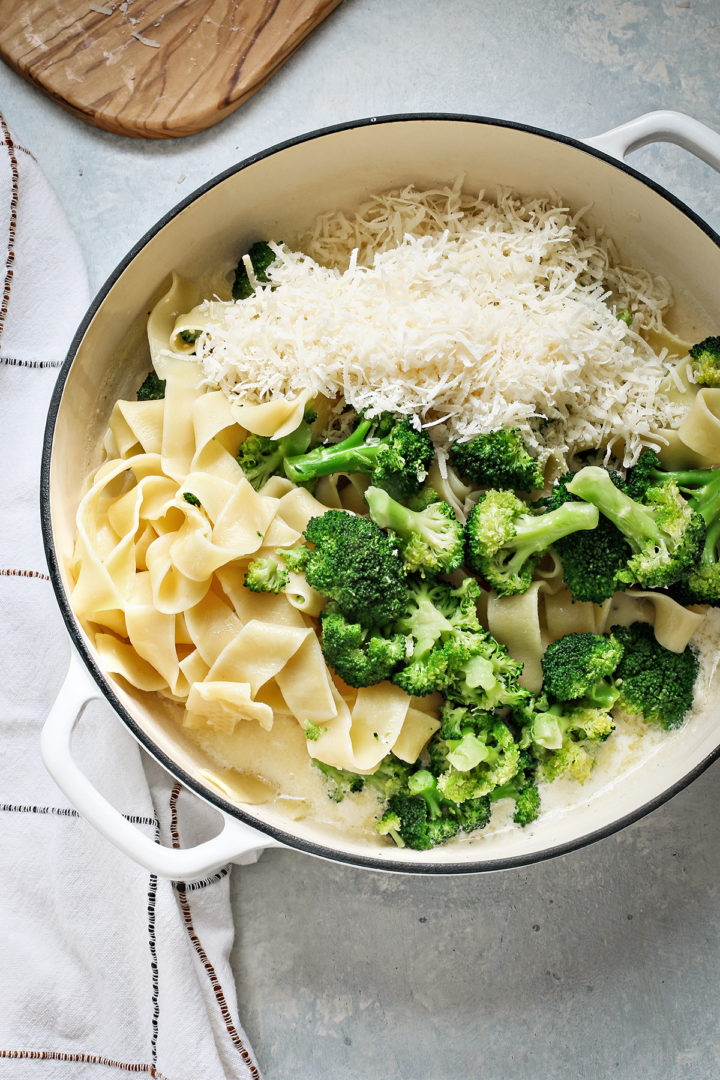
237, 413, 314, 492
524, 692, 615, 784
489, 748, 540, 826
232, 241, 276, 300
303, 510, 408, 626
364, 485, 465, 576
612, 621, 699, 729
276, 545, 310, 572
672, 559, 720, 606
465, 489, 599, 597
436, 716, 522, 803
542, 471, 632, 603
689, 335, 720, 387
377, 793, 460, 850
320, 609, 406, 687
441, 630, 533, 714
376, 767, 491, 850
389, 577, 482, 697
364, 755, 413, 800
137, 370, 166, 401
284, 413, 434, 498
312, 760, 365, 802
566, 466, 705, 590
450, 428, 544, 491
625, 449, 665, 499
629, 459, 720, 606
541, 632, 624, 702
243, 556, 290, 594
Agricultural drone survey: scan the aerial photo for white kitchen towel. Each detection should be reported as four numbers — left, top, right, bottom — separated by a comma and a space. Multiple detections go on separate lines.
0, 113, 262, 1080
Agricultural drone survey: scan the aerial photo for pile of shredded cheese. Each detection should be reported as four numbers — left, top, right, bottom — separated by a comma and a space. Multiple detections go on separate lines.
194, 181, 685, 468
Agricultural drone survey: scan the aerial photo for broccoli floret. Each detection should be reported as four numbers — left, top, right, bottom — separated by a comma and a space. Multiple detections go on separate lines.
542, 471, 633, 603
243, 556, 290, 594
284, 413, 434, 499
312, 760, 365, 802
452, 795, 493, 833
277, 545, 310, 572
376, 767, 492, 851
390, 577, 482, 697
443, 631, 533, 715
178, 329, 201, 346
489, 748, 540, 826
364, 755, 413, 800
427, 704, 524, 803
566, 465, 705, 590
628, 454, 720, 605
303, 721, 323, 741
541, 632, 623, 704
689, 335, 720, 387
436, 715, 522, 803
232, 241, 276, 300
377, 793, 459, 850
237, 411, 315, 491
524, 696, 612, 784
364, 485, 465, 576
531, 699, 615, 749
303, 510, 407, 626
465, 489, 599, 596
612, 622, 699, 729
137, 370, 166, 400
320, 609, 406, 687
450, 428, 544, 491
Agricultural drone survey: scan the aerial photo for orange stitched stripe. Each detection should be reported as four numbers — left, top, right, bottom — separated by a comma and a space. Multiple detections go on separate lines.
169, 785, 261, 1080
0, 569, 51, 580
0, 1049, 171, 1078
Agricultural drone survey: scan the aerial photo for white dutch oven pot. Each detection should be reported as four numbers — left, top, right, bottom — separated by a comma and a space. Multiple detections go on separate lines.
41, 111, 720, 878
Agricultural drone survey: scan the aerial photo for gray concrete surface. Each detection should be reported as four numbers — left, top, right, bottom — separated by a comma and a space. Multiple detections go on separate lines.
3, 0, 720, 1076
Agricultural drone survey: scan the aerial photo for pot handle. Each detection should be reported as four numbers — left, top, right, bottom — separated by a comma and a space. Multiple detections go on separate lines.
585, 109, 720, 171
41, 649, 280, 879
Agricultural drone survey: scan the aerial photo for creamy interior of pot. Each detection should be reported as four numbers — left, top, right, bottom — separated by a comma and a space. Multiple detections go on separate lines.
47, 119, 720, 867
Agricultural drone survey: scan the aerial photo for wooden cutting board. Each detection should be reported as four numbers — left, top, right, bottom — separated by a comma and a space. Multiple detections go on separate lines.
0, 0, 343, 139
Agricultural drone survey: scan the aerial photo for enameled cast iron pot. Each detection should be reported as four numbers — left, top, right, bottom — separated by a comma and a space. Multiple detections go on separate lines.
41, 111, 720, 879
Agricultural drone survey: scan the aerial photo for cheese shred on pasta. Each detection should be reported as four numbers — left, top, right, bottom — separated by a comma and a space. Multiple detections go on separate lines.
187, 182, 685, 469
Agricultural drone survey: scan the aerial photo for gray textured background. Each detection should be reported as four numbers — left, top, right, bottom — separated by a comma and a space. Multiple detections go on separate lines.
3, 1, 720, 1076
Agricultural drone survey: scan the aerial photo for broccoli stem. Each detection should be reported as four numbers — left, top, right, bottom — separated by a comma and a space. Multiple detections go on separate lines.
504, 501, 599, 576
687, 472, 720, 527
283, 419, 375, 482
701, 515, 720, 564
407, 770, 443, 818
566, 466, 661, 549
364, 486, 414, 533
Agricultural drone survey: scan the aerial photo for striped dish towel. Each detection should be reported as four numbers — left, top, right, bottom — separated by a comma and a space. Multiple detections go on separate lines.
0, 114, 262, 1080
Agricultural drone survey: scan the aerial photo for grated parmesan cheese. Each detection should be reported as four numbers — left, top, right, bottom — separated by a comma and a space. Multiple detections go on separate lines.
191, 182, 685, 469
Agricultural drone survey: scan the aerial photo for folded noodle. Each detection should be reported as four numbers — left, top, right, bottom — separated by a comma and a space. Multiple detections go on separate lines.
606, 590, 705, 653
148, 273, 204, 375
311, 681, 412, 773
229, 391, 313, 440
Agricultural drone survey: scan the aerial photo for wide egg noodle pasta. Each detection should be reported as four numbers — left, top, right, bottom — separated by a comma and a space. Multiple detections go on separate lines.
148, 273, 205, 375
676, 389, 720, 462
606, 591, 706, 653
486, 582, 555, 692
229, 392, 313, 439
72, 276, 459, 802
311, 681, 412, 773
